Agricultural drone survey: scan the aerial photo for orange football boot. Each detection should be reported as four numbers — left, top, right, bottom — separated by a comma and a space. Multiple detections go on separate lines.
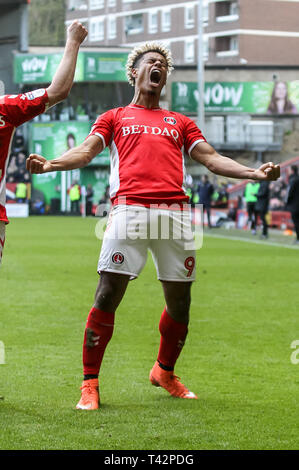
76, 378, 100, 410
149, 361, 198, 399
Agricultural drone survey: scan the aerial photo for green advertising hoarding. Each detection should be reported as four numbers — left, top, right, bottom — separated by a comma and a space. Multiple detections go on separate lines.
84, 52, 128, 82
172, 81, 299, 114
14, 51, 128, 84
29, 121, 109, 206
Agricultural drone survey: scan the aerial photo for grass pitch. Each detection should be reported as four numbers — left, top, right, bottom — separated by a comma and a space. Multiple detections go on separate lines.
0, 216, 298, 450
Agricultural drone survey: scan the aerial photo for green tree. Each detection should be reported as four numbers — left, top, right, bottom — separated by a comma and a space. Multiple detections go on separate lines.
29, 0, 66, 47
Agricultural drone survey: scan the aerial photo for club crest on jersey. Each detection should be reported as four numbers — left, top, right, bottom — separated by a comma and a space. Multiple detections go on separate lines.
112, 252, 124, 265
164, 117, 176, 126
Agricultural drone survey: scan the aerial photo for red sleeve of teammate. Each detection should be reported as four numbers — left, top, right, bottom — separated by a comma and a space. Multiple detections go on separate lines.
87, 109, 115, 148
0, 89, 49, 127
181, 115, 206, 156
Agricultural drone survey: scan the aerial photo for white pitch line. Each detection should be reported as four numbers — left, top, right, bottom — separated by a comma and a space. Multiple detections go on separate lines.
203, 232, 299, 250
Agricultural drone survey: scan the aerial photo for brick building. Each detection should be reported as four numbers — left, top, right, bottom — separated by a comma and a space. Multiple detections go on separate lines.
66, 0, 299, 67
64, 1, 299, 162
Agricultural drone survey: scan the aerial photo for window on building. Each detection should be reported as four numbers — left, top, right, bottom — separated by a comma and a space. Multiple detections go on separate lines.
203, 37, 209, 60
230, 2, 238, 16
90, 0, 104, 9
125, 14, 143, 35
68, 0, 88, 10
161, 9, 171, 33
215, 1, 239, 21
203, 1, 209, 23
230, 36, 238, 51
185, 39, 195, 63
148, 11, 158, 34
90, 17, 105, 41
215, 1, 228, 16
108, 16, 116, 39
108, 0, 116, 6
185, 5, 195, 29
216, 36, 228, 52
215, 35, 239, 56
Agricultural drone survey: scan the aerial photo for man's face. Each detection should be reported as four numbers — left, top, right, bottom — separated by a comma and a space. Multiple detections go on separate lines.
132, 51, 168, 95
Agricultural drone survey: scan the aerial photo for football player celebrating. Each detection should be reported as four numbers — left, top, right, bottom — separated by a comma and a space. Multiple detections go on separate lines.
27, 43, 280, 410
0, 20, 87, 266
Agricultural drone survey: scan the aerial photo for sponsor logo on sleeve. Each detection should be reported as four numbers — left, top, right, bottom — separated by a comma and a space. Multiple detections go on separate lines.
25, 89, 46, 100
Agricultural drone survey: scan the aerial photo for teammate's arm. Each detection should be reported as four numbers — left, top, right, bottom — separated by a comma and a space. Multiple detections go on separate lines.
46, 20, 88, 107
190, 141, 280, 181
26, 135, 103, 174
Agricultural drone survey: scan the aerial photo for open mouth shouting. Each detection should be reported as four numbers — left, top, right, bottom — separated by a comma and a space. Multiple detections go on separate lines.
149, 68, 162, 87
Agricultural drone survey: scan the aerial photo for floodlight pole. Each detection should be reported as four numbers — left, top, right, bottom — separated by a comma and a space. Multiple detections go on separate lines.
197, 0, 205, 132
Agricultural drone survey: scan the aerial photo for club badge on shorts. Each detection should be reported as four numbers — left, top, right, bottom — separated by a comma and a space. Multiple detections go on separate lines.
112, 252, 124, 265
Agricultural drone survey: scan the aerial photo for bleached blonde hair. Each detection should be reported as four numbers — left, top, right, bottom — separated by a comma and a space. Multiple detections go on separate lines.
126, 42, 174, 87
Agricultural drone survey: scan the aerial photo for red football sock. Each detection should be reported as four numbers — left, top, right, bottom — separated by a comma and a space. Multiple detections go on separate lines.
157, 307, 188, 370
83, 307, 115, 377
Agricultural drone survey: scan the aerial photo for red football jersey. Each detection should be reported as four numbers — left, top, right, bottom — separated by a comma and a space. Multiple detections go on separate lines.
0, 89, 49, 223
88, 104, 206, 207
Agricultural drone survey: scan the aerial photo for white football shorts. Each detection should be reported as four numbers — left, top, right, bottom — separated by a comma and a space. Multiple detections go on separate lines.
0, 221, 5, 267
97, 205, 196, 281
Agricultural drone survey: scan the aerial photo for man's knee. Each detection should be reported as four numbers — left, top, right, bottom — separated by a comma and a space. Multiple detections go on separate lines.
166, 293, 191, 324
162, 281, 192, 323
94, 273, 129, 312
94, 285, 115, 311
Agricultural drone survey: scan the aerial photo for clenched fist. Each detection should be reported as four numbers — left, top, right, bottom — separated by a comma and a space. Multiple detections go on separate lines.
26, 154, 52, 174
253, 162, 280, 181
67, 20, 88, 45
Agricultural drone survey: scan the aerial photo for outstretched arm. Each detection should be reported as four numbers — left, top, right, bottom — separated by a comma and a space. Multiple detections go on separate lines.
46, 20, 88, 107
26, 135, 103, 173
190, 141, 280, 181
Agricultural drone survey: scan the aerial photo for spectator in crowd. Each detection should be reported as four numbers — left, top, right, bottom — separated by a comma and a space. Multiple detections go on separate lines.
13, 134, 25, 153
269, 178, 287, 210
98, 184, 110, 217
6, 131, 31, 183
286, 165, 299, 244
186, 184, 199, 208
6, 154, 18, 182
69, 180, 81, 214
15, 181, 27, 203
99, 185, 110, 205
256, 180, 270, 239
16, 152, 28, 181
32, 198, 45, 215
217, 182, 229, 208
197, 174, 214, 228
244, 181, 260, 234
227, 202, 237, 222
86, 184, 94, 216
